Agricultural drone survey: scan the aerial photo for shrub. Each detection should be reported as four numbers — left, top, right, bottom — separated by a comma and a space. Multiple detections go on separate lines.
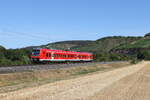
22, 55, 31, 64
0, 58, 12, 66
130, 58, 139, 64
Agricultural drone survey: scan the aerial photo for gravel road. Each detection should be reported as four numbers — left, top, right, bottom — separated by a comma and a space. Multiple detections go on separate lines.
0, 61, 123, 73
0, 61, 148, 100
87, 61, 150, 100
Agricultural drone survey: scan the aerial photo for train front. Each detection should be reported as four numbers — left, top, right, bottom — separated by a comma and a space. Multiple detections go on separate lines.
31, 48, 41, 62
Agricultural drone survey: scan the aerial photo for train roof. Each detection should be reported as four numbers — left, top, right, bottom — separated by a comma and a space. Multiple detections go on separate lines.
33, 48, 92, 55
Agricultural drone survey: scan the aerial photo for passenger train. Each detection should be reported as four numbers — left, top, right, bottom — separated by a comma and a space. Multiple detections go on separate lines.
31, 48, 93, 63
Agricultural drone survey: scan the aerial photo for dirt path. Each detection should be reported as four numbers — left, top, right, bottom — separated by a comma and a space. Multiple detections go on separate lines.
87, 61, 150, 100
0, 62, 148, 100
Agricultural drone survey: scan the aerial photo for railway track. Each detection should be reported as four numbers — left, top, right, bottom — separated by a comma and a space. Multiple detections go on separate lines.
0, 61, 125, 74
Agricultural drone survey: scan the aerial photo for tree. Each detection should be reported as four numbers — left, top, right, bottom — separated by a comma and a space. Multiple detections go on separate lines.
137, 51, 150, 60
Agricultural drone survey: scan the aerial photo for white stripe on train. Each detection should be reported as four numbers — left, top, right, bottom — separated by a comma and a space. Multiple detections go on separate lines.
39, 59, 92, 61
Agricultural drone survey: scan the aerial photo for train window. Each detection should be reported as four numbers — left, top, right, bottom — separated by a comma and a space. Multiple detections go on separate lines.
46, 53, 48, 57
49, 53, 51, 57
32, 50, 40, 56
69, 55, 71, 58
63, 55, 65, 58
54, 54, 57, 58
66, 55, 68, 58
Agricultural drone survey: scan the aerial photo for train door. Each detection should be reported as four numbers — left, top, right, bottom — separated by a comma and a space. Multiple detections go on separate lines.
51, 52, 54, 60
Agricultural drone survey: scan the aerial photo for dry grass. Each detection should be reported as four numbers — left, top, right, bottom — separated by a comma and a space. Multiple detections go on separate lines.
0, 62, 130, 93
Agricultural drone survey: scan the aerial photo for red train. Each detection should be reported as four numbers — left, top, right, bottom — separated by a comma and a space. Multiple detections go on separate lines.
31, 48, 93, 62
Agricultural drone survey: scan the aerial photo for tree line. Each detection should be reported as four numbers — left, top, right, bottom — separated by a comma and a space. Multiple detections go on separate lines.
0, 46, 150, 66
0, 46, 31, 66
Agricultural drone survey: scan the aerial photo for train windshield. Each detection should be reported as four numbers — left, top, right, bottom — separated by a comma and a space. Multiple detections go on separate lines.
32, 49, 40, 56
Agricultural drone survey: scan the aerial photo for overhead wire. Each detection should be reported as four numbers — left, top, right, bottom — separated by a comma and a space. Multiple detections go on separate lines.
1, 30, 54, 43
0, 30, 58, 49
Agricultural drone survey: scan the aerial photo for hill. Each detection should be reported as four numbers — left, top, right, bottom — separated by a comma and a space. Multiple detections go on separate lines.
25, 40, 94, 51
112, 33, 150, 56
115, 39, 150, 49
25, 36, 141, 53
71, 36, 142, 53
44, 40, 94, 51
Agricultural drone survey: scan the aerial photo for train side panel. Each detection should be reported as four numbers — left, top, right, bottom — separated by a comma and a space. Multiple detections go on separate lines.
31, 48, 93, 62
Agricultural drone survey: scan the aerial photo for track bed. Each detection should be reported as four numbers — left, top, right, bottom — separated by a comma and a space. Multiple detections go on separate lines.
0, 62, 124, 73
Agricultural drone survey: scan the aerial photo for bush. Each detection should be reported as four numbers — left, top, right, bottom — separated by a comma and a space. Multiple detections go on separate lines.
0, 58, 12, 66
0, 48, 31, 66
130, 58, 139, 64
22, 55, 31, 64
94, 52, 110, 61
137, 51, 150, 60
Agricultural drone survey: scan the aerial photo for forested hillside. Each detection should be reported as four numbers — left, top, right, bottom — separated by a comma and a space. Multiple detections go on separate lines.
1, 33, 150, 66
111, 33, 150, 60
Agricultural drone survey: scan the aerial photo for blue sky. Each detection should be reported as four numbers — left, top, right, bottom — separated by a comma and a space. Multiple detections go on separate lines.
0, 0, 150, 49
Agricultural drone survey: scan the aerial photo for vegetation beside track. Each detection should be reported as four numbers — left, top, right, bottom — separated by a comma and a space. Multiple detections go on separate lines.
0, 46, 31, 66
0, 62, 130, 93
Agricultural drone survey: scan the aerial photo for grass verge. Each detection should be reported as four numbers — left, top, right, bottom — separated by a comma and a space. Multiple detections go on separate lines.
0, 62, 130, 93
